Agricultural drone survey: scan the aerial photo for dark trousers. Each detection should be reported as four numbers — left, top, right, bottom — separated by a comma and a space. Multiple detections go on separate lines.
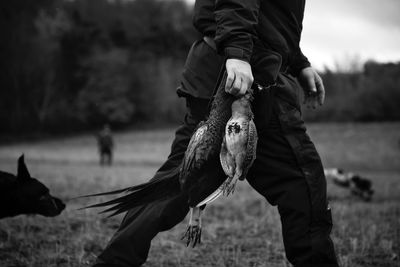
100, 149, 113, 166
94, 74, 338, 267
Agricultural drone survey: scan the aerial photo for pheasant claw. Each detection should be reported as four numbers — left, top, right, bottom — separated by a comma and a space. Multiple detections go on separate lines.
181, 225, 202, 248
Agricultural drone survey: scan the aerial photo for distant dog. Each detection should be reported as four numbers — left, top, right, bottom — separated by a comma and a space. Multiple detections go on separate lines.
0, 155, 65, 219
324, 168, 374, 201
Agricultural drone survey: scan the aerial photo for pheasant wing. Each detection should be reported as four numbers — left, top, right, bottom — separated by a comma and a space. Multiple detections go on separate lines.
180, 123, 215, 190
241, 119, 258, 179
219, 135, 235, 177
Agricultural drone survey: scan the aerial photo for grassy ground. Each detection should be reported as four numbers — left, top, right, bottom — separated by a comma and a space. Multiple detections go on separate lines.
0, 123, 399, 267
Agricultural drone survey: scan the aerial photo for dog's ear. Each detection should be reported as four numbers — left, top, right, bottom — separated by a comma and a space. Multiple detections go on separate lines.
17, 154, 31, 180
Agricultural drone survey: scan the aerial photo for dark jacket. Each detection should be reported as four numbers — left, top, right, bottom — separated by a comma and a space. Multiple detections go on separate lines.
193, 0, 311, 77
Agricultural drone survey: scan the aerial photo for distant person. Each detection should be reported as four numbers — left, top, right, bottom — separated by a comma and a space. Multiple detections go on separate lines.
97, 124, 114, 166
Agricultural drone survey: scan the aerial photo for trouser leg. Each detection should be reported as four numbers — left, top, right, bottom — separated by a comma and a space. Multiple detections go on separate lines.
107, 151, 112, 166
247, 88, 338, 267
95, 193, 189, 267
94, 97, 209, 267
100, 153, 105, 166
276, 99, 338, 266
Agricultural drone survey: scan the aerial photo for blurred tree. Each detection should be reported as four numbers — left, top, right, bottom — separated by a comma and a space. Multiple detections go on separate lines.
303, 61, 400, 122
0, 0, 54, 132
1, 0, 399, 138
77, 48, 134, 126
31, 9, 71, 126
357, 62, 400, 121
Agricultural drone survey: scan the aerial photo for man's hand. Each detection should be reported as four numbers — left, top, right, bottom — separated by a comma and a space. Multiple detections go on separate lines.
298, 67, 325, 109
225, 58, 254, 96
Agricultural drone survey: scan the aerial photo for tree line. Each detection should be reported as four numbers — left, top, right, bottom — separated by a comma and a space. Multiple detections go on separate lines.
304, 61, 400, 122
1, 0, 399, 135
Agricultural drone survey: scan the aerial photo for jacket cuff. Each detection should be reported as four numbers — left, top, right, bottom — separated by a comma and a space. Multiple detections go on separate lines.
224, 47, 252, 62
289, 54, 311, 77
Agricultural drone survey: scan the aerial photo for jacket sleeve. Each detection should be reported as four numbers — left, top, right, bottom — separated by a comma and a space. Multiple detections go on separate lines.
214, 0, 260, 62
288, 48, 311, 77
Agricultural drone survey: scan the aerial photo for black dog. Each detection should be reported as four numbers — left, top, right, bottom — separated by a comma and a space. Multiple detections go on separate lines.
0, 155, 65, 219
325, 168, 374, 201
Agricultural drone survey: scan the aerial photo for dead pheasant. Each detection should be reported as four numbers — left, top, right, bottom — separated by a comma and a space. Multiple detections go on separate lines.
178, 72, 236, 246
181, 88, 258, 246
82, 72, 259, 247
220, 93, 257, 195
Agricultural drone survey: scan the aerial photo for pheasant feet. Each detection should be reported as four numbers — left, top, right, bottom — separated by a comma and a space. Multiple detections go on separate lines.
181, 208, 202, 247
181, 224, 202, 248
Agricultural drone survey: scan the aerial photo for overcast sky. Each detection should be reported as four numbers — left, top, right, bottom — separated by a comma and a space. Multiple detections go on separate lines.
302, 0, 400, 70
185, 0, 400, 70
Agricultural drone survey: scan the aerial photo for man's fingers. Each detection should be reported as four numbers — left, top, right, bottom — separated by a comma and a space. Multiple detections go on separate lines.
300, 71, 317, 95
225, 70, 235, 92
247, 76, 254, 93
312, 98, 318, 109
230, 77, 242, 95
304, 93, 318, 109
315, 76, 325, 105
238, 76, 253, 96
225, 71, 251, 96
305, 75, 319, 109
299, 67, 325, 109
308, 99, 317, 109
225, 59, 253, 96
307, 77, 317, 94
239, 81, 247, 95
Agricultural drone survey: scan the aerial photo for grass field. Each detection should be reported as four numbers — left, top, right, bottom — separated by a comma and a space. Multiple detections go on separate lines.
0, 123, 399, 267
